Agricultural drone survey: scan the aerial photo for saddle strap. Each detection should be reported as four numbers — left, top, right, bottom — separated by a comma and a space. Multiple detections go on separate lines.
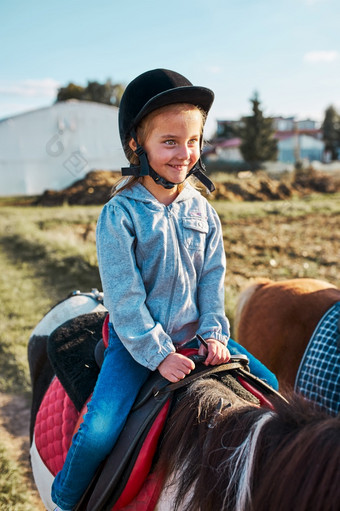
153, 361, 248, 395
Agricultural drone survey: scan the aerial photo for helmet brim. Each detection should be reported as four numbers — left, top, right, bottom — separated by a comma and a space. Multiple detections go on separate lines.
132, 86, 214, 130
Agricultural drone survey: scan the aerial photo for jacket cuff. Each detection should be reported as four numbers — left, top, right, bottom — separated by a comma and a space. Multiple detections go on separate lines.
144, 343, 176, 371
199, 331, 229, 346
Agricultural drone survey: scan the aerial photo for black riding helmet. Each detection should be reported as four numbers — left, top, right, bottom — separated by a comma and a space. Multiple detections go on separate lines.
119, 68, 215, 192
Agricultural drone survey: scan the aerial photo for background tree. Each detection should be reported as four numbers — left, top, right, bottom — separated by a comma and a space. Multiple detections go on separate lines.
56, 79, 124, 106
56, 82, 84, 101
238, 92, 278, 170
322, 105, 340, 160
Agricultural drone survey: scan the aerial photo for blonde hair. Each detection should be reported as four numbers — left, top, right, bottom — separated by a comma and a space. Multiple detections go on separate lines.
112, 103, 206, 196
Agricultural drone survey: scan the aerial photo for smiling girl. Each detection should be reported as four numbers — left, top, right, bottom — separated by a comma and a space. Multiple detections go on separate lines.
51, 69, 277, 511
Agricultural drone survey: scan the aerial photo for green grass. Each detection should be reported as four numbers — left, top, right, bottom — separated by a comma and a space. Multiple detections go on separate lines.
0, 206, 103, 395
211, 192, 340, 221
0, 205, 104, 510
0, 444, 28, 510
0, 248, 52, 394
0, 440, 43, 510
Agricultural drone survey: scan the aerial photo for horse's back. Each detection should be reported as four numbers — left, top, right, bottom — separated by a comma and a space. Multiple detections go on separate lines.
236, 278, 340, 387
29, 291, 106, 340
28, 291, 106, 441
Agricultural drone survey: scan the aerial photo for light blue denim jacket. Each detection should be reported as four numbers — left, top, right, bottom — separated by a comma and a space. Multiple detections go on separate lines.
96, 182, 230, 370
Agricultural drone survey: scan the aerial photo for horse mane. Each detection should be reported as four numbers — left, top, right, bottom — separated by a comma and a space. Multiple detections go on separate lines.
250, 395, 340, 511
157, 379, 340, 511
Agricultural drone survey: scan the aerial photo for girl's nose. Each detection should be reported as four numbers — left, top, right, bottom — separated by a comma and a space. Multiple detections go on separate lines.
177, 144, 191, 160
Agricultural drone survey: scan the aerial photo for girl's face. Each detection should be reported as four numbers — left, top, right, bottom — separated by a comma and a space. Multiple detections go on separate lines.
131, 105, 203, 187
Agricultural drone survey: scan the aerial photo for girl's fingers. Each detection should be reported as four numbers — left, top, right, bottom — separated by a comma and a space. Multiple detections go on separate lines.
182, 357, 195, 371
205, 344, 230, 365
205, 343, 218, 365
197, 344, 207, 357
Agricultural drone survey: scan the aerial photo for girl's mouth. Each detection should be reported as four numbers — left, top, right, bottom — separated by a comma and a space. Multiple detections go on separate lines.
169, 164, 188, 171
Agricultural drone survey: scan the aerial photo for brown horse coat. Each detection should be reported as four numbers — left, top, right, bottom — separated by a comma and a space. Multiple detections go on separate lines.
235, 278, 340, 389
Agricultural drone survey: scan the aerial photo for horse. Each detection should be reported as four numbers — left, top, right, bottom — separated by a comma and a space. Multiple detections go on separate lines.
234, 278, 340, 415
28, 290, 340, 511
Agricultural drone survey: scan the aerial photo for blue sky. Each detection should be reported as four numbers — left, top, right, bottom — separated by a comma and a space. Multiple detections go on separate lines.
1, 0, 339, 136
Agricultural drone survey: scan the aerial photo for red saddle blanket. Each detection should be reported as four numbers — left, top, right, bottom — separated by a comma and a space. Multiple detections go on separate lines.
34, 375, 169, 510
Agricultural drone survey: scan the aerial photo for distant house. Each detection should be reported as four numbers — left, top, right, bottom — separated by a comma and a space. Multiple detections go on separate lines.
216, 119, 245, 138
272, 116, 295, 131
208, 116, 325, 166
275, 130, 324, 163
0, 100, 127, 196
205, 137, 243, 162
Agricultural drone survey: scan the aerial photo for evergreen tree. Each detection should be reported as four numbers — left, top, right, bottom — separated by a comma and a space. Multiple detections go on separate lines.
239, 92, 278, 169
322, 105, 340, 160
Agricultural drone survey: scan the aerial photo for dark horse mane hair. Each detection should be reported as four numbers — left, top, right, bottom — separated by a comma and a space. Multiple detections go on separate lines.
157, 379, 340, 511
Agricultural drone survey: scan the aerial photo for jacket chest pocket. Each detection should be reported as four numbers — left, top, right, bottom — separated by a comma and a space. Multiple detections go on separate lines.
182, 217, 209, 251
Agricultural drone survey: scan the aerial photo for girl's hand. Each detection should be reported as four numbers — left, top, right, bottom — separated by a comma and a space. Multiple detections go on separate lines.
198, 338, 230, 366
158, 352, 195, 383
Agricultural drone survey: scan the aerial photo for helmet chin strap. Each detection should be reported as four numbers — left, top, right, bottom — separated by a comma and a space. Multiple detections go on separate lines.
121, 134, 215, 192
148, 167, 183, 189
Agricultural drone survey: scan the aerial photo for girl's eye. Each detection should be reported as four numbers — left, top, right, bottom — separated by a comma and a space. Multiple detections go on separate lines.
163, 138, 199, 146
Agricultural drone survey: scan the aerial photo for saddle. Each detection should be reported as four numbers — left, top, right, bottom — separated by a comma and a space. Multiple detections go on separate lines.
39, 312, 280, 510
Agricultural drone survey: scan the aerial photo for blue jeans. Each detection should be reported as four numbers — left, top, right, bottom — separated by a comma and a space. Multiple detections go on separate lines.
228, 338, 279, 390
51, 324, 150, 510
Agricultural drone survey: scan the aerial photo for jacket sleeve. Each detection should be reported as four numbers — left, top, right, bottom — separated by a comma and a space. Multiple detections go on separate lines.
196, 204, 230, 345
96, 202, 175, 370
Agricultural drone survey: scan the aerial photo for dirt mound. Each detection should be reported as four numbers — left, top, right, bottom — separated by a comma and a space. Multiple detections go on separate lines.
293, 169, 339, 194
36, 168, 340, 206
37, 170, 121, 206
212, 176, 292, 201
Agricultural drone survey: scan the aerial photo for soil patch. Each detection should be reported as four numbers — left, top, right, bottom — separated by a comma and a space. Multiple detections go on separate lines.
34, 168, 340, 206
37, 170, 120, 206
0, 393, 45, 509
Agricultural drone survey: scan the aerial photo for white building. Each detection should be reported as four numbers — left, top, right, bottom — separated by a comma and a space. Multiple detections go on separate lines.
0, 100, 127, 196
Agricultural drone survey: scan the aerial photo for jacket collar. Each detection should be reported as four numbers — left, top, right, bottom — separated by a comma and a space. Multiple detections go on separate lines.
119, 182, 200, 204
